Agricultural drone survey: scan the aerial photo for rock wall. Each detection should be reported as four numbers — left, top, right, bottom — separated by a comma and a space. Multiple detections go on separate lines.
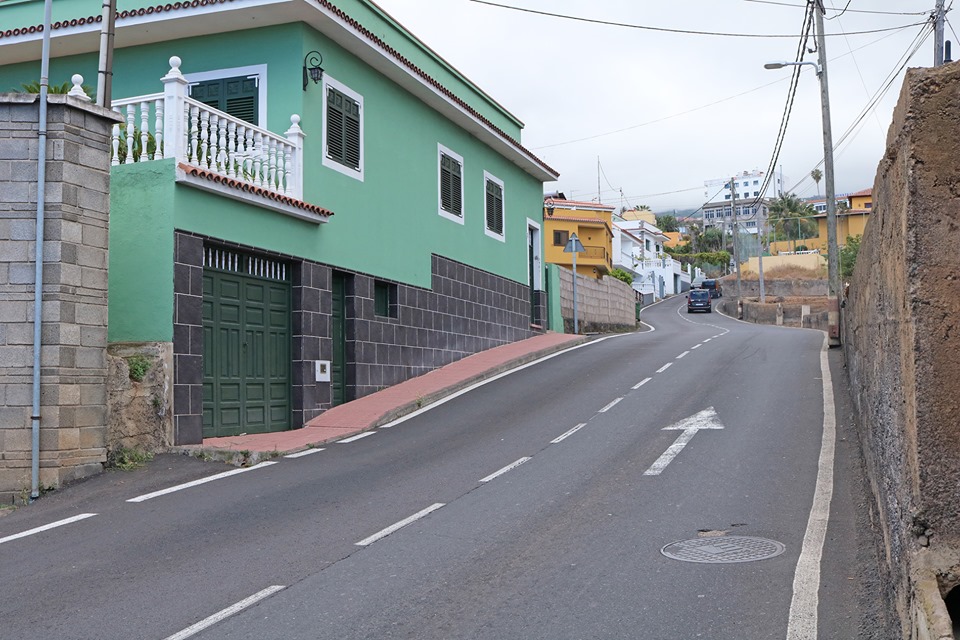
843, 62, 960, 638
0, 94, 120, 502
558, 267, 637, 333
106, 342, 173, 453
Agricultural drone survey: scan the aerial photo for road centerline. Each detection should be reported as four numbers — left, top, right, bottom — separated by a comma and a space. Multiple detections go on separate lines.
163, 585, 286, 640
356, 503, 445, 547
480, 457, 532, 483
656, 362, 673, 373
598, 398, 622, 412
676, 351, 690, 359
551, 423, 586, 444
0, 513, 97, 545
632, 377, 652, 389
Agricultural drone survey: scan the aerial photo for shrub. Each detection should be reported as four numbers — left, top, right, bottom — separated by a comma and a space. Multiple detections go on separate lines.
126, 355, 152, 382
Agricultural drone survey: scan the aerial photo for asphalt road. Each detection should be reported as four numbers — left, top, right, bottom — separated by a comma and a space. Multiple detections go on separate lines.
0, 296, 890, 639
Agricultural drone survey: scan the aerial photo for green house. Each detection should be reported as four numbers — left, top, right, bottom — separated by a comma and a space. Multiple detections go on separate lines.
0, 0, 559, 444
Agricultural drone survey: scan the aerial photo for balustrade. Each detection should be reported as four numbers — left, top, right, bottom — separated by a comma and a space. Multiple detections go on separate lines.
106, 57, 304, 201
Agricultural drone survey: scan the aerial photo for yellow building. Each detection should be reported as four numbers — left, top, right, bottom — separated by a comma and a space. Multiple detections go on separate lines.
770, 188, 871, 255
663, 231, 685, 249
543, 198, 614, 278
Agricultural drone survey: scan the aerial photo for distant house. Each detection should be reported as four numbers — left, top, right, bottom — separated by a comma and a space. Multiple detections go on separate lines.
543, 198, 614, 279
771, 189, 872, 255
0, 0, 559, 445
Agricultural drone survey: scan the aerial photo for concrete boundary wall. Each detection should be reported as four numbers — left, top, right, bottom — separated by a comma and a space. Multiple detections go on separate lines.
557, 267, 636, 333
843, 63, 960, 639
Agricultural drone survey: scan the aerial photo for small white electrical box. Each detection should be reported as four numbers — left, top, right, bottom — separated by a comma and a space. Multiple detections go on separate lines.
315, 360, 331, 382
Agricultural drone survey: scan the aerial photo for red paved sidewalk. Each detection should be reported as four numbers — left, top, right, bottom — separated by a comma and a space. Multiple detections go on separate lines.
196, 332, 586, 456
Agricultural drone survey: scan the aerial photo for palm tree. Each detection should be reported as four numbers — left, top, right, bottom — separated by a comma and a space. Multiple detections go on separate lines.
768, 193, 817, 250
810, 168, 823, 196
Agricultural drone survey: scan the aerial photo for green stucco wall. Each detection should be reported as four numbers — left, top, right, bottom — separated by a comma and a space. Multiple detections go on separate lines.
108, 160, 176, 342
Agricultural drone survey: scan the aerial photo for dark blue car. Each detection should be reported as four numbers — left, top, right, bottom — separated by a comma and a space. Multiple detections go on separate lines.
687, 289, 712, 313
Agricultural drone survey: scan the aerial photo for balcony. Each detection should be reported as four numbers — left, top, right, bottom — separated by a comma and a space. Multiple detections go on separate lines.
106, 57, 329, 223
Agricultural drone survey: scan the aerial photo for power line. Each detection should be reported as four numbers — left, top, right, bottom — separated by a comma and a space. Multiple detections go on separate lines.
742, 0, 931, 16
468, 0, 926, 38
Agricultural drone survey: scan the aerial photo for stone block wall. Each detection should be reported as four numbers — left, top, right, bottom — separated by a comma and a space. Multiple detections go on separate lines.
558, 267, 637, 333
843, 62, 960, 638
0, 94, 120, 502
171, 231, 545, 443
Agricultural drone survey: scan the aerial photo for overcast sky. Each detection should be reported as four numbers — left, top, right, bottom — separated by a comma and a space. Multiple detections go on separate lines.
372, 0, 944, 212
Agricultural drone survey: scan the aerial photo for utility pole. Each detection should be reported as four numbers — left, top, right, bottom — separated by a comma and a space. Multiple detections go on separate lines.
814, 2, 839, 301
758, 205, 766, 304
935, 0, 946, 66
731, 177, 742, 299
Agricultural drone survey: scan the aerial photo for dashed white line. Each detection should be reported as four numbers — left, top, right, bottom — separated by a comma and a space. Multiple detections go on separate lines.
284, 448, 324, 459
712, 334, 722, 339
163, 585, 286, 640
632, 377, 652, 389
703, 338, 712, 343
127, 462, 278, 503
599, 398, 623, 412
355, 503, 445, 547
691, 344, 702, 350
551, 423, 586, 444
338, 432, 375, 443
676, 351, 690, 359
0, 513, 97, 545
656, 362, 673, 373
480, 457, 532, 483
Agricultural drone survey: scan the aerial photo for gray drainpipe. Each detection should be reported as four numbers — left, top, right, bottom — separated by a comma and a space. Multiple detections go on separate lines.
30, 0, 53, 500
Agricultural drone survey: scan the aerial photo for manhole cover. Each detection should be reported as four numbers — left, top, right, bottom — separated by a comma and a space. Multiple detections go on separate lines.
661, 536, 786, 564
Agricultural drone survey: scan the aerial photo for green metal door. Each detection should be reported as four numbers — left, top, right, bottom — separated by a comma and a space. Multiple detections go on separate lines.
331, 272, 347, 406
202, 249, 291, 438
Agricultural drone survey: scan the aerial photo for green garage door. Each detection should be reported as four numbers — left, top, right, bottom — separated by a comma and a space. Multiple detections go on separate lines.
202, 248, 291, 438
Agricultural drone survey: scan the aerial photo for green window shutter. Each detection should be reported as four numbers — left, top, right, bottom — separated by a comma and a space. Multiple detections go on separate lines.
440, 154, 462, 216
189, 76, 259, 125
327, 87, 361, 170
486, 179, 503, 235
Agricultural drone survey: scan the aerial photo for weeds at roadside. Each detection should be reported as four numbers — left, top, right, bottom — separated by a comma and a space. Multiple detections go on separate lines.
107, 447, 154, 471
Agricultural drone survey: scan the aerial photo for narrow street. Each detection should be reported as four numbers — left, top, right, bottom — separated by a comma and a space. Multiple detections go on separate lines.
0, 299, 889, 639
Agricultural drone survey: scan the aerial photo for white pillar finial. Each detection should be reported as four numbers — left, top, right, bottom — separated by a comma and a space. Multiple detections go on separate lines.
67, 74, 91, 101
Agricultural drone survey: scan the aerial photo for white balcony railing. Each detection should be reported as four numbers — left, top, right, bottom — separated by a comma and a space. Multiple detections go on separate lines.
108, 57, 304, 200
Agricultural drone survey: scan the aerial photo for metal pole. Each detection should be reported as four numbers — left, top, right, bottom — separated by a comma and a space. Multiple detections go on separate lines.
31, 0, 54, 500
935, 0, 945, 66
814, 2, 839, 302
758, 206, 766, 303
572, 252, 579, 334
96, 0, 117, 108
731, 177, 742, 299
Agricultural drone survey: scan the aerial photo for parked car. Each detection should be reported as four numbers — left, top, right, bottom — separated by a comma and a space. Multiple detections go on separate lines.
701, 279, 722, 298
687, 289, 712, 313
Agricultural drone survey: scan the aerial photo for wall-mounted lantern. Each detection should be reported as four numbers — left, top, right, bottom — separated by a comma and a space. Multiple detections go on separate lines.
303, 51, 324, 91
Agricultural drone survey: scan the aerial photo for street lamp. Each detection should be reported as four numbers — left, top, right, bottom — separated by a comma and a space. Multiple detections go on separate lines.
765, 3, 840, 347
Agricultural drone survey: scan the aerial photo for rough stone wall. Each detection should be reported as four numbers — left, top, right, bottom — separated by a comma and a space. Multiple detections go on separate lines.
0, 94, 120, 502
558, 267, 636, 333
843, 63, 960, 638
106, 342, 173, 453
720, 276, 828, 298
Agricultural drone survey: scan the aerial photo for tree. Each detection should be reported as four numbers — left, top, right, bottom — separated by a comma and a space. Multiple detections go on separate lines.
609, 268, 634, 285
655, 214, 679, 232
810, 168, 823, 196
701, 227, 724, 252
840, 234, 862, 278
634, 204, 651, 211
767, 193, 818, 247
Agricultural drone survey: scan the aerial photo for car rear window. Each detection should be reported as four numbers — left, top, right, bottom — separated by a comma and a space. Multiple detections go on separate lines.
690, 290, 710, 300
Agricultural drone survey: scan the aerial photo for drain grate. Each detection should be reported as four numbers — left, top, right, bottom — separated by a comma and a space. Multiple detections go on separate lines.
661, 536, 786, 564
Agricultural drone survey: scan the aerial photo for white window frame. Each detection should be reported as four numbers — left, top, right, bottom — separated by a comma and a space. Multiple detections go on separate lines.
437, 144, 465, 225
184, 64, 268, 129
483, 171, 505, 242
322, 74, 364, 181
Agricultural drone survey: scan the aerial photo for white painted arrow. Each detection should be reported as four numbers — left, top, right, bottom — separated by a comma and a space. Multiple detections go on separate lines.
643, 407, 724, 476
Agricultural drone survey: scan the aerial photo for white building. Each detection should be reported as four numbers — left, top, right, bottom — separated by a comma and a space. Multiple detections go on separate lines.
612, 215, 692, 300
704, 169, 787, 203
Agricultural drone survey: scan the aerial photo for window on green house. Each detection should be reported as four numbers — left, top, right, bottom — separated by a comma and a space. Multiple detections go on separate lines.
374, 280, 397, 318
485, 175, 504, 237
326, 86, 361, 171
440, 152, 463, 217
189, 76, 259, 125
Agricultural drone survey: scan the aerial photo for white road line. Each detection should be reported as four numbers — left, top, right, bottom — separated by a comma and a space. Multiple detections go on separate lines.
284, 448, 324, 459
712, 334, 722, 338
551, 423, 586, 444
355, 503, 445, 547
480, 457, 532, 483
338, 432, 375, 443
0, 513, 97, 545
703, 338, 712, 343
643, 430, 699, 476
676, 351, 690, 359
691, 344, 702, 350
632, 377, 652, 389
786, 335, 837, 639
126, 462, 277, 503
163, 585, 286, 640
598, 398, 622, 412
656, 362, 673, 373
